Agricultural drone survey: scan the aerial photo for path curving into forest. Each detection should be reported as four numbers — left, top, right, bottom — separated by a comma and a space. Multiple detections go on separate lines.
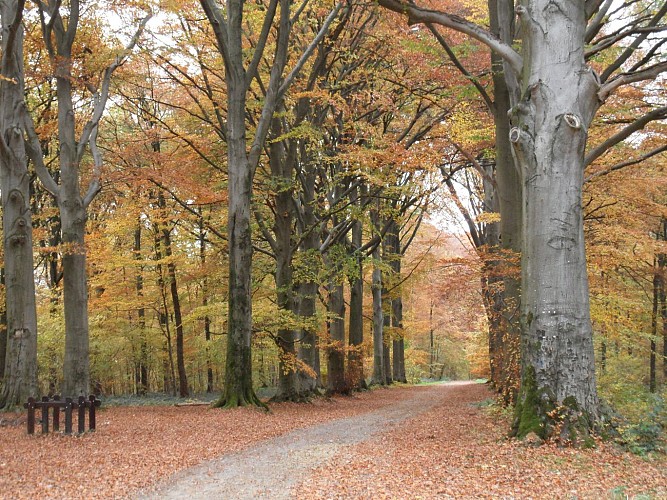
141, 382, 469, 499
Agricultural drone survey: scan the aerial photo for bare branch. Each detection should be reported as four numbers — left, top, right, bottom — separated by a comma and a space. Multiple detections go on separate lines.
585, 106, 667, 166
21, 105, 60, 198
585, 144, 667, 182
600, 1, 667, 82
76, 13, 153, 163
598, 61, 667, 102
3, 0, 26, 61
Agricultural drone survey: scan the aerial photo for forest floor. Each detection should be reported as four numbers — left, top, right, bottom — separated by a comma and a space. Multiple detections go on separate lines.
0, 382, 665, 499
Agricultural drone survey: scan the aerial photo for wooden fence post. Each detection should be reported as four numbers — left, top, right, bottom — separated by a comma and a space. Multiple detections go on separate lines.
77, 396, 86, 434
40, 396, 49, 434
52, 395, 61, 431
88, 395, 98, 431
25, 398, 36, 435
64, 398, 74, 435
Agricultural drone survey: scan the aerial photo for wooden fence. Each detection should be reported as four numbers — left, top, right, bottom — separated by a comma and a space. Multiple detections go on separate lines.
24, 395, 101, 435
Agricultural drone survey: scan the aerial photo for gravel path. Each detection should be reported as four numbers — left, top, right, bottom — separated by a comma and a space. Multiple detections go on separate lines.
142, 382, 468, 499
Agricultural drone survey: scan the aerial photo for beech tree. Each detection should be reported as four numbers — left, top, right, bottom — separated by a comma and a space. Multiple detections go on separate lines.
199, 0, 343, 407
0, 0, 38, 409
380, 0, 667, 440
23, 1, 150, 396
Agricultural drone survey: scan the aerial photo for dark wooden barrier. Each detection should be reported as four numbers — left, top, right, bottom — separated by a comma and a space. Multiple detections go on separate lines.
24, 395, 101, 435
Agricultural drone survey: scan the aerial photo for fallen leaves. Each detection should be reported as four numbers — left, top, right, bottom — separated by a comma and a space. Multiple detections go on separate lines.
0, 387, 422, 499
296, 383, 667, 499
1, 383, 665, 499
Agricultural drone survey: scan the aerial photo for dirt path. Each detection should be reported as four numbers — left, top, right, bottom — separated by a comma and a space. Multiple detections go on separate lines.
141, 382, 467, 499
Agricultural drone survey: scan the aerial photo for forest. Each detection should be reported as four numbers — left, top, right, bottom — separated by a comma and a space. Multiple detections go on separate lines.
0, 0, 665, 456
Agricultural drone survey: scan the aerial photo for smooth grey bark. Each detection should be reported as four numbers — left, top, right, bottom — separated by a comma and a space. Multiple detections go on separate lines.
0, 270, 6, 381
661, 219, 667, 383
509, 0, 601, 439
296, 164, 322, 392
650, 259, 658, 393
385, 220, 406, 383
487, 0, 521, 402
0, 0, 39, 409
391, 295, 406, 383
382, 297, 392, 385
269, 114, 301, 401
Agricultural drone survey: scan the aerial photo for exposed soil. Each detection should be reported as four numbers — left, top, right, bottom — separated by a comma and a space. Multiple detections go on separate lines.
0, 382, 664, 499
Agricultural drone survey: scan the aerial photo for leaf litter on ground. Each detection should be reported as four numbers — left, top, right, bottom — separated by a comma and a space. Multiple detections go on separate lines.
0, 382, 664, 499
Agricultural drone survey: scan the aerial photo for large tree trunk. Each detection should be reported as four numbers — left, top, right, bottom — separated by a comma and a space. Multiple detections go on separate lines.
656, 218, 666, 384
511, 0, 600, 442
0, 0, 39, 409
391, 292, 406, 383
348, 270, 365, 388
217, 151, 260, 406
650, 254, 660, 393
388, 221, 407, 383
370, 245, 385, 386
381, 231, 393, 385
214, 70, 262, 406
0, 270, 6, 381
59, 190, 90, 396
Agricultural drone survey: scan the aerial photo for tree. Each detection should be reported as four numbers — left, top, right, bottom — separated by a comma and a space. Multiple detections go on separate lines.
379, 0, 667, 441
199, 0, 343, 407
0, 0, 39, 409
22, 1, 150, 396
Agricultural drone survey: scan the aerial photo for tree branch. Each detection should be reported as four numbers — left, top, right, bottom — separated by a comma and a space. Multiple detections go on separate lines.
199, 0, 231, 67
377, 0, 522, 75
585, 144, 667, 183
585, 105, 667, 166
426, 24, 494, 112
21, 105, 60, 199
245, 0, 280, 88
76, 12, 152, 164
598, 61, 667, 102
599, 1, 667, 82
